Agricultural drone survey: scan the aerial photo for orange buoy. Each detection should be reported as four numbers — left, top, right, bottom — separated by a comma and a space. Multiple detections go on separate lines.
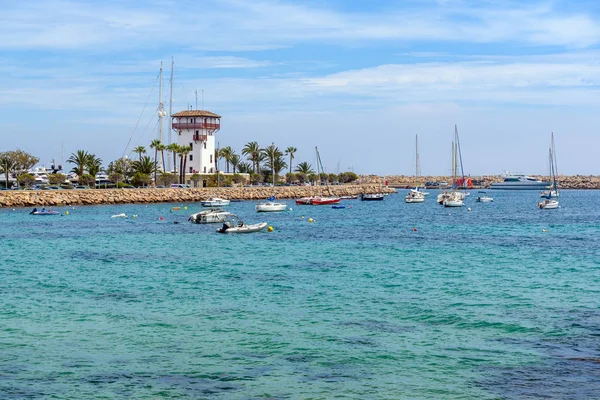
413, 227, 417, 231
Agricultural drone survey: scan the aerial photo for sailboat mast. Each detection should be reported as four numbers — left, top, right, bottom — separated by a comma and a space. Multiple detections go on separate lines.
551, 132, 558, 191
168, 58, 174, 168
455, 125, 465, 185
415, 134, 420, 178
158, 62, 164, 143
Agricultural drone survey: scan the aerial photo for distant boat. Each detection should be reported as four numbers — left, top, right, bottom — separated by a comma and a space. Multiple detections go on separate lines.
295, 147, 340, 206
476, 191, 494, 203
189, 207, 232, 224
256, 144, 288, 212
216, 215, 268, 234
406, 134, 426, 204
201, 197, 230, 207
489, 171, 550, 190
361, 193, 384, 201
538, 133, 560, 210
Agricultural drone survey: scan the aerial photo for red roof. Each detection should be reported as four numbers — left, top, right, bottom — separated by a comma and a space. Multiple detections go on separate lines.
171, 110, 221, 118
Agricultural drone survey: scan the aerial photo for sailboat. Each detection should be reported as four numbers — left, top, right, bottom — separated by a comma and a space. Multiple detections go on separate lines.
540, 144, 559, 199
296, 147, 340, 205
441, 125, 465, 207
538, 133, 559, 210
405, 134, 426, 203
256, 145, 288, 212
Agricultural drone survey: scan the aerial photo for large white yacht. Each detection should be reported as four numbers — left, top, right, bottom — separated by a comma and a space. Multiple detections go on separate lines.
488, 171, 550, 190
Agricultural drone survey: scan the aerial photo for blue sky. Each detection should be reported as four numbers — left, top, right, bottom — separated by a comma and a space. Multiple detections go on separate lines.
2, 0, 600, 175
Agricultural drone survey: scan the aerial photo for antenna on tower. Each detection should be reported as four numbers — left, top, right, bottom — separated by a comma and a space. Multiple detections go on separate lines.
202, 90, 204, 110
195, 90, 198, 110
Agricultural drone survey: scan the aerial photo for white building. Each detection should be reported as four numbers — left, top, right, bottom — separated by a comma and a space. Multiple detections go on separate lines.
171, 109, 221, 176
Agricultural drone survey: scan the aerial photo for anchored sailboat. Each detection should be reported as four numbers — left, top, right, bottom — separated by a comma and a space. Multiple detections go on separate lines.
256, 143, 288, 212
538, 133, 559, 210
405, 134, 426, 203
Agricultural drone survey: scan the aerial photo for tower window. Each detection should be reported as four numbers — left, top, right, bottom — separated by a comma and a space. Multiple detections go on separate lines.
210, 154, 213, 163
203, 142, 206, 149
189, 166, 193, 173
189, 154, 193, 161
189, 142, 193, 150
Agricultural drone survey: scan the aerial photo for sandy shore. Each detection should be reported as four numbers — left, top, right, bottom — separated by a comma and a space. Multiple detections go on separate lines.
0, 185, 394, 208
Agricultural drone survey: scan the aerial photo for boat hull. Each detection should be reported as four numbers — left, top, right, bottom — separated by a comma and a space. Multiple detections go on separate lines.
217, 222, 268, 233
488, 182, 550, 190
538, 200, 559, 209
256, 202, 288, 212
443, 199, 464, 207
201, 198, 230, 207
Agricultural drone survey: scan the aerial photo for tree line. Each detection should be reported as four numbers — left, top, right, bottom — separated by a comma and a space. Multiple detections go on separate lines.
0, 142, 358, 188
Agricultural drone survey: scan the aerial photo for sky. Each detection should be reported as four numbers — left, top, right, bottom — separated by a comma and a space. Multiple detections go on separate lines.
1, 0, 600, 176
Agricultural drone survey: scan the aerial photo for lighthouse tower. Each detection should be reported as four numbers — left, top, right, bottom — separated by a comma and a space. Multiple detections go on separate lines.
171, 110, 221, 177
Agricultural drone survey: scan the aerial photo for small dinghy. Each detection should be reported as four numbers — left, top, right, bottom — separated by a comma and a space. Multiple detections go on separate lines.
332, 205, 346, 209
111, 213, 128, 218
29, 208, 59, 215
216, 215, 268, 234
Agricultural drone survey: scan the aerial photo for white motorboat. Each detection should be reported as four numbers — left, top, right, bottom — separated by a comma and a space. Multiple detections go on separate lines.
216, 216, 268, 234
443, 198, 464, 207
489, 172, 550, 190
200, 197, 230, 207
476, 192, 494, 203
189, 207, 232, 224
256, 201, 288, 212
405, 190, 425, 203
538, 199, 559, 209
111, 213, 128, 218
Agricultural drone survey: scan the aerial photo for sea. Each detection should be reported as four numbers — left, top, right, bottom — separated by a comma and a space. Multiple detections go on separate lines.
1, 189, 599, 399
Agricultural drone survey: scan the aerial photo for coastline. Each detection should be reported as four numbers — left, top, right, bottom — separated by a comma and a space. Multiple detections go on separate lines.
0, 185, 394, 208
381, 175, 600, 190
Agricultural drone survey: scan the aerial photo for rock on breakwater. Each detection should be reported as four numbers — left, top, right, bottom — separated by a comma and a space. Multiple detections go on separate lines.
0, 185, 394, 208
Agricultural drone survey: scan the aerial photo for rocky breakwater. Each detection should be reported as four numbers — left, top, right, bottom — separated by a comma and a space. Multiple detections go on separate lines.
0, 185, 395, 208
385, 175, 600, 190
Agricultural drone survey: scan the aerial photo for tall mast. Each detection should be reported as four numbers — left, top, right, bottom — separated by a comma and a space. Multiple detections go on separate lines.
168, 58, 174, 168
415, 134, 420, 179
158, 61, 165, 143
551, 132, 558, 191
455, 125, 465, 185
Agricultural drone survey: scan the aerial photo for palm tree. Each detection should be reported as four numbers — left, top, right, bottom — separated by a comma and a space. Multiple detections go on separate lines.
242, 141, 261, 174
237, 162, 252, 174
149, 140, 161, 185
0, 153, 15, 188
261, 144, 282, 171
86, 154, 103, 179
285, 146, 297, 173
67, 150, 90, 176
179, 145, 191, 183
230, 154, 240, 173
132, 156, 157, 175
295, 161, 314, 175
273, 155, 288, 183
133, 145, 146, 160
219, 146, 233, 173
166, 143, 179, 174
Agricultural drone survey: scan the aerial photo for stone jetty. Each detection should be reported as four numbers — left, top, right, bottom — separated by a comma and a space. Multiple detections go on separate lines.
0, 185, 394, 208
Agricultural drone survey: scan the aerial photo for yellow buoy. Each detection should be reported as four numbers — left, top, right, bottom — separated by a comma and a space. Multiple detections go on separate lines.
184, 206, 188, 210
65, 211, 69, 215
268, 226, 274, 232
302, 216, 305, 219
308, 218, 314, 223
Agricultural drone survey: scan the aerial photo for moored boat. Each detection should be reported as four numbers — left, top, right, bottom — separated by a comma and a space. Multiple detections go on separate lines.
360, 193, 384, 201
216, 215, 268, 234
476, 191, 494, 203
189, 207, 232, 223
256, 201, 288, 212
201, 197, 230, 207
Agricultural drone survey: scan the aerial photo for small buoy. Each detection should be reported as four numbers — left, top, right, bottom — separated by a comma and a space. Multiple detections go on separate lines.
159, 216, 164, 220
308, 218, 314, 223
171, 207, 181, 211
413, 227, 417, 231
132, 215, 137, 218
543, 229, 548, 232
12, 209, 15, 211
288, 207, 293, 211
349, 206, 352, 209
302, 216, 305, 219
268, 226, 274, 232
467, 207, 471, 211
184, 206, 188, 210
65, 211, 69, 215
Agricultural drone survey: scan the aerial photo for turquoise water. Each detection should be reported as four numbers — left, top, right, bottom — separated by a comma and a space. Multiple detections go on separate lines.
1, 190, 600, 399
